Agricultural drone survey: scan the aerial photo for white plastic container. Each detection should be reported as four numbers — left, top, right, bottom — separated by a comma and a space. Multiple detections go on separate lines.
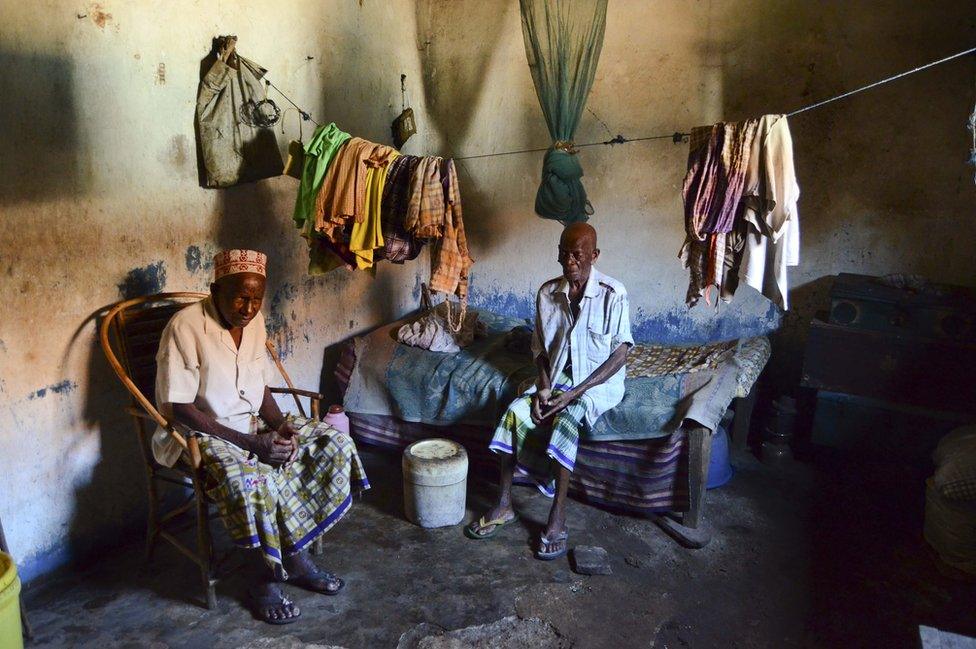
402, 439, 468, 528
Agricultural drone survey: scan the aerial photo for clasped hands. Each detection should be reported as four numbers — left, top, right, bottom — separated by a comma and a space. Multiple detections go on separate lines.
530, 387, 578, 425
249, 421, 300, 467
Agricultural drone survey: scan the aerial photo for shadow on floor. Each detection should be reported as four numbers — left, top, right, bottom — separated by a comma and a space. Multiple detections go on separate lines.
22, 446, 976, 648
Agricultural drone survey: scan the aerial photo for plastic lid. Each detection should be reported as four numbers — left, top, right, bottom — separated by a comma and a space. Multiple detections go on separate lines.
410, 439, 460, 460
328, 405, 344, 414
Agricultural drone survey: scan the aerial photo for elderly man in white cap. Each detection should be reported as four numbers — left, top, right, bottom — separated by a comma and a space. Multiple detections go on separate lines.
153, 249, 369, 625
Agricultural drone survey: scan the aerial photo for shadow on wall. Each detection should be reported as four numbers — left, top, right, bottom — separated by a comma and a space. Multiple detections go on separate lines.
415, 0, 515, 256
0, 51, 90, 204
415, 0, 509, 150
56, 307, 149, 576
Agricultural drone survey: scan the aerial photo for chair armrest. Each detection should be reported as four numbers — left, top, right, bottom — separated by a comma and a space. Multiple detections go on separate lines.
270, 387, 326, 401
125, 406, 158, 421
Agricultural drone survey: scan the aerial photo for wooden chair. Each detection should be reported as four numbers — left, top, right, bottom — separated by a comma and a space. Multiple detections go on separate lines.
98, 292, 326, 609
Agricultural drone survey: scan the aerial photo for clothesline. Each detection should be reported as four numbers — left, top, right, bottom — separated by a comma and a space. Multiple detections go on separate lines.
266, 44, 976, 162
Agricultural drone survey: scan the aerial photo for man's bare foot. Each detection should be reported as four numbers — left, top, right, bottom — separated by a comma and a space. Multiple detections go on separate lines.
464, 504, 518, 539
249, 581, 300, 624
537, 504, 568, 559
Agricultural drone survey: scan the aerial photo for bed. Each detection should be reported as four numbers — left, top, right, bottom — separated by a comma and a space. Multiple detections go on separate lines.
336, 308, 769, 546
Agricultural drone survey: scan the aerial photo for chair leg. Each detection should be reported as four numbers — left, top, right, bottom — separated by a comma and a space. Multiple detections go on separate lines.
732, 385, 759, 451
656, 426, 713, 549
312, 535, 325, 556
194, 479, 217, 610
145, 477, 160, 563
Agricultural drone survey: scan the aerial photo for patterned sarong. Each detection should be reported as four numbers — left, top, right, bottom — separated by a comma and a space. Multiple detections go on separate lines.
489, 371, 586, 497
198, 417, 370, 577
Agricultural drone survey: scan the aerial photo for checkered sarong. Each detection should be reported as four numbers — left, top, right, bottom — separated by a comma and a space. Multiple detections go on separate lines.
198, 417, 370, 577
489, 371, 586, 497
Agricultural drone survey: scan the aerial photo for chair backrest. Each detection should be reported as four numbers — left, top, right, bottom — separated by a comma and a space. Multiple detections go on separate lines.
100, 292, 210, 432
100, 291, 303, 465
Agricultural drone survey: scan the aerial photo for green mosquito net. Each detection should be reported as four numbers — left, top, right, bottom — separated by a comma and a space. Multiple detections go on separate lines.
520, 0, 608, 223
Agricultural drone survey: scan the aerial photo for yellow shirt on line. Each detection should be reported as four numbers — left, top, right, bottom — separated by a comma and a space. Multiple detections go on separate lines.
349, 151, 400, 270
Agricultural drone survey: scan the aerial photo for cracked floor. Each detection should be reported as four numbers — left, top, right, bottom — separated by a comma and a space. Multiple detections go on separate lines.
20, 447, 976, 648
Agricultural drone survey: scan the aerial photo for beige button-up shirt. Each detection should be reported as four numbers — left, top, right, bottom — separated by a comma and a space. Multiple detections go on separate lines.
152, 297, 277, 467
530, 267, 634, 426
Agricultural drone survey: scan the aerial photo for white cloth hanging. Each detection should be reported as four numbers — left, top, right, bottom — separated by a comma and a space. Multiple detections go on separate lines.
737, 114, 801, 309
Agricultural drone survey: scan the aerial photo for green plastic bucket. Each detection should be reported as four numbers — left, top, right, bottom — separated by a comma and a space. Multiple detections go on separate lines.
0, 552, 23, 649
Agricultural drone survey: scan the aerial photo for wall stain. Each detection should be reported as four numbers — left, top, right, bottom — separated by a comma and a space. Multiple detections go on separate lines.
266, 282, 299, 359
468, 287, 781, 344
28, 380, 77, 401
168, 134, 185, 166
117, 261, 167, 299
185, 245, 216, 274
89, 3, 112, 29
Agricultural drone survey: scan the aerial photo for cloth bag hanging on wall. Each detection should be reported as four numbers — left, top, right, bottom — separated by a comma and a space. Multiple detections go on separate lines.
520, 0, 607, 222
195, 37, 283, 188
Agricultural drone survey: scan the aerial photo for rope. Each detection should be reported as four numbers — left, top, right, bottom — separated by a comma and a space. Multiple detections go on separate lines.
787, 45, 976, 117
264, 78, 319, 126
265, 45, 976, 161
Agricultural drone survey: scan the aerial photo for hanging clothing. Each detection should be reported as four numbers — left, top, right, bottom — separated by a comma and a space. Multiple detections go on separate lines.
195, 56, 283, 188
294, 122, 351, 233
314, 137, 398, 240
428, 159, 473, 299
379, 155, 424, 263
349, 153, 400, 269
683, 120, 759, 239
736, 115, 801, 309
308, 233, 357, 275
404, 156, 445, 239
679, 118, 760, 306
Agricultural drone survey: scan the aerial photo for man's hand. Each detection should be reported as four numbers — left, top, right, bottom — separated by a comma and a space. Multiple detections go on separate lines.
276, 421, 301, 464
248, 431, 294, 467
531, 388, 552, 425
540, 389, 578, 419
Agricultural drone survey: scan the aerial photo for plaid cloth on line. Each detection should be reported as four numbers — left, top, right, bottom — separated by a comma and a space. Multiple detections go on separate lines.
489, 371, 587, 497
404, 156, 444, 239
198, 416, 370, 578
379, 155, 424, 263
429, 159, 473, 299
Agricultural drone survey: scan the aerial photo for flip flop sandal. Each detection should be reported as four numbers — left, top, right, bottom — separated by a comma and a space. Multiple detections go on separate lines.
535, 530, 569, 561
464, 513, 520, 540
250, 589, 301, 625
289, 568, 345, 596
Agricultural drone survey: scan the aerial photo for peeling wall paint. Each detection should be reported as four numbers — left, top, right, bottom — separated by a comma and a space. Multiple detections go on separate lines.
27, 381, 77, 401
116, 261, 167, 299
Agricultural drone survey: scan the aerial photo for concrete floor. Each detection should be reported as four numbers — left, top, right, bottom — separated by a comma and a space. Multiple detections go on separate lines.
20, 447, 976, 648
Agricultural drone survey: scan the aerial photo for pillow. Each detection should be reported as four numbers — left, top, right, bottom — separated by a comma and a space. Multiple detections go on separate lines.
933, 425, 976, 501
626, 340, 736, 379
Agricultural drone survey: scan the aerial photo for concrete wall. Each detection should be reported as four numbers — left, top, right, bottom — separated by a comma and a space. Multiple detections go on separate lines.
1, 0, 974, 581
0, 0, 432, 581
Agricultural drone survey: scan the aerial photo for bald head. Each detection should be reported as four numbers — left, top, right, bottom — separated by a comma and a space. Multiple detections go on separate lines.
557, 223, 600, 286
560, 222, 597, 250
